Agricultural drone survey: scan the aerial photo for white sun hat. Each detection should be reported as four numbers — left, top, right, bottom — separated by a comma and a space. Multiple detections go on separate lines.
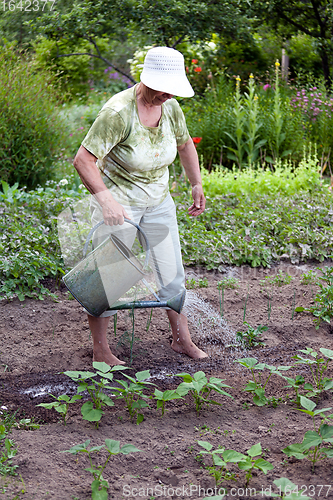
140, 47, 194, 98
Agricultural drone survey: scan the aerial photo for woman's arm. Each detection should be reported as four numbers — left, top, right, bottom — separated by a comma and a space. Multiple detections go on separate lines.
177, 138, 206, 216
73, 145, 130, 225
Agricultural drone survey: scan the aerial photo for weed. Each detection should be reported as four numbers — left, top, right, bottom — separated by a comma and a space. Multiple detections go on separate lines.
235, 358, 291, 406
0, 425, 18, 477
62, 438, 141, 499
37, 394, 82, 425
175, 371, 233, 416
261, 270, 293, 287
112, 370, 155, 424
296, 265, 333, 328
300, 270, 318, 285
64, 362, 128, 428
282, 396, 333, 472
236, 322, 267, 348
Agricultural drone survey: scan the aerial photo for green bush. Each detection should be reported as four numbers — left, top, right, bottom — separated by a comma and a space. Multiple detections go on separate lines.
0, 43, 68, 189
0, 178, 84, 300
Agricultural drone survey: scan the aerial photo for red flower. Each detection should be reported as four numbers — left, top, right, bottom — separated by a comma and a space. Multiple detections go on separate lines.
194, 67, 202, 73
192, 58, 198, 64
192, 137, 202, 148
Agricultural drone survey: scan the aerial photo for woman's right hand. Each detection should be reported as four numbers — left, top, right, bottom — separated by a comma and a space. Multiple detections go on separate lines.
97, 190, 130, 226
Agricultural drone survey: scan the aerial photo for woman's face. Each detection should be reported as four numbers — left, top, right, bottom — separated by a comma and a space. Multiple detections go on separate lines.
139, 83, 174, 106
151, 91, 174, 105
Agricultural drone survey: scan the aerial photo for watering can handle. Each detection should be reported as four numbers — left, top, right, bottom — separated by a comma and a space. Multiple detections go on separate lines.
82, 218, 151, 269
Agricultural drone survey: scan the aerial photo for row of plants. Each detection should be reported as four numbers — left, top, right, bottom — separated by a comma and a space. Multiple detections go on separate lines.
182, 63, 333, 170
1, 159, 333, 301
5, 346, 330, 499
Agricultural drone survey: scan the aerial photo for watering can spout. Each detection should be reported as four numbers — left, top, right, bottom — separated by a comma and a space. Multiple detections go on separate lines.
106, 290, 186, 314
166, 290, 186, 313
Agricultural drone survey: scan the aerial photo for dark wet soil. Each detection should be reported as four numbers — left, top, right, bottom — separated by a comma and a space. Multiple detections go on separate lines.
1, 261, 333, 500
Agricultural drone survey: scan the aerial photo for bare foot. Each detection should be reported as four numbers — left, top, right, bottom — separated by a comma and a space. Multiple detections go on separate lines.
93, 345, 125, 366
171, 340, 208, 360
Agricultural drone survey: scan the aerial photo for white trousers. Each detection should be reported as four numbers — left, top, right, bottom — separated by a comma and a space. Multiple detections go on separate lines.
89, 193, 186, 317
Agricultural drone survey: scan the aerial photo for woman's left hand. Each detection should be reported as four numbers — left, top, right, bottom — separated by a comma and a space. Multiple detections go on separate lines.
188, 183, 206, 216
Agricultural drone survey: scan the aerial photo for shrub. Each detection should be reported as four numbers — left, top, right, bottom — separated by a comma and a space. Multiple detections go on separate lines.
0, 43, 67, 189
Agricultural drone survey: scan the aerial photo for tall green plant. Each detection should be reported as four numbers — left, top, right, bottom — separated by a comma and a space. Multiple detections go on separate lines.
266, 61, 292, 164
243, 74, 267, 166
0, 44, 67, 188
225, 76, 246, 168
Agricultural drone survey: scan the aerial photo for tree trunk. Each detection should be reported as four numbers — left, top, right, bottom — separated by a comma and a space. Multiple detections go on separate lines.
320, 47, 332, 90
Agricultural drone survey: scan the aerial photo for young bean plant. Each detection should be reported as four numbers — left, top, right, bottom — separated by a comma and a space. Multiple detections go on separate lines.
237, 442, 274, 486
291, 347, 333, 398
282, 396, 333, 472
151, 389, 184, 416
235, 358, 291, 406
175, 371, 233, 415
271, 477, 311, 499
236, 322, 267, 348
62, 438, 141, 500
64, 362, 128, 428
112, 369, 155, 424
37, 394, 82, 425
196, 440, 240, 486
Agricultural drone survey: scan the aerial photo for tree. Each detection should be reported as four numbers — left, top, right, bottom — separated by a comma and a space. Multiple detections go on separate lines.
30, 0, 249, 81
245, 0, 333, 87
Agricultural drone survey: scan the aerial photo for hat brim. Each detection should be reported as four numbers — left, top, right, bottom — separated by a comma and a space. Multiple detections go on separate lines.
140, 71, 194, 98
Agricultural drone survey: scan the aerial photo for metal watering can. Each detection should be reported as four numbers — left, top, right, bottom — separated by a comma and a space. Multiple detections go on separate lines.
62, 219, 185, 317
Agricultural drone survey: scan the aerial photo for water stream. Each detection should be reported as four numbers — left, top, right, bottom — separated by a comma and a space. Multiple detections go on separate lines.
183, 290, 246, 362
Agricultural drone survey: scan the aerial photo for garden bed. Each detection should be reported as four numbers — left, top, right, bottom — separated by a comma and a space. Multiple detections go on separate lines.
1, 261, 333, 500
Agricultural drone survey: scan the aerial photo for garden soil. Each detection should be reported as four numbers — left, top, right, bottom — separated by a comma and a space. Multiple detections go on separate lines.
1, 261, 333, 500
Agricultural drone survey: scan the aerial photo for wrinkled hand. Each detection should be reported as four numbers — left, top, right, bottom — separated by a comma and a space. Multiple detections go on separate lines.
188, 184, 206, 217
96, 192, 130, 225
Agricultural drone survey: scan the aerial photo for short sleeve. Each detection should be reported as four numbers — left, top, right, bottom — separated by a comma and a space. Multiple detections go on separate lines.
81, 107, 127, 160
171, 100, 190, 147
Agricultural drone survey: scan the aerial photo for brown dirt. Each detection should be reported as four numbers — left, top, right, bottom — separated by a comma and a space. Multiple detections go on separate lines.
1, 261, 333, 500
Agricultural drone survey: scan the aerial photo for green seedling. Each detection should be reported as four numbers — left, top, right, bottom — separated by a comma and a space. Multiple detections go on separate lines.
235, 358, 291, 406
197, 441, 241, 486
113, 370, 155, 424
151, 388, 184, 416
237, 442, 274, 486
0, 406, 19, 433
64, 362, 128, 428
300, 270, 318, 285
0, 425, 18, 477
291, 347, 333, 397
261, 270, 292, 287
282, 375, 305, 407
296, 265, 333, 328
186, 277, 208, 289
175, 371, 233, 415
282, 396, 333, 472
236, 322, 268, 348
37, 394, 82, 425
62, 438, 141, 500
267, 477, 311, 499
13, 418, 40, 430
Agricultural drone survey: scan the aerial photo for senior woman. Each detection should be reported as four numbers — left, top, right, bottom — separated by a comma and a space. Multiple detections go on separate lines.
73, 47, 208, 365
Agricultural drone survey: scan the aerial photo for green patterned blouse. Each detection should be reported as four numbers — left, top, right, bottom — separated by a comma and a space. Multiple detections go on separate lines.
82, 84, 190, 206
